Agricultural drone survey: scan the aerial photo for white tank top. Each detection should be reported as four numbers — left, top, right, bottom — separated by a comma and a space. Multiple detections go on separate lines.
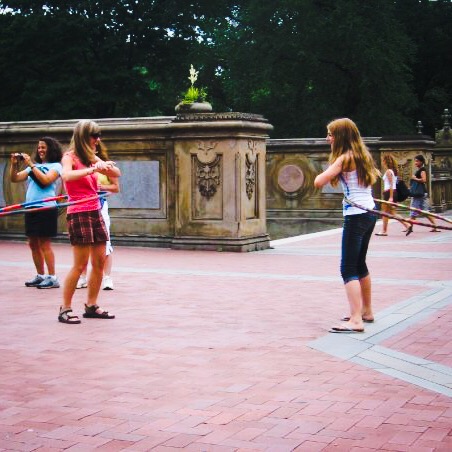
382, 169, 397, 191
340, 170, 375, 216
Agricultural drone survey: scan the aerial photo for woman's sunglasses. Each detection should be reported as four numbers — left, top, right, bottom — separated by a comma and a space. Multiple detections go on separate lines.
91, 132, 102, 139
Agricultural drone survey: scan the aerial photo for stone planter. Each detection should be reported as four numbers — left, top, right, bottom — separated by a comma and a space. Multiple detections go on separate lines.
175, 101, 213, 113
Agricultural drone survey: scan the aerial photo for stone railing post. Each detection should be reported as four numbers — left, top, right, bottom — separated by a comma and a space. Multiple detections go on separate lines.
433, 108, 452, 211
170, 113, 273, 251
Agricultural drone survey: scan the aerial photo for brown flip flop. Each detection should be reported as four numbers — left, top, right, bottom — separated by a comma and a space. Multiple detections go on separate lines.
341, 316, 374, 323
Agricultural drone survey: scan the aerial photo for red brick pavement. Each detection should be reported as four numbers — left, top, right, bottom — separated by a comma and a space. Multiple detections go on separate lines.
383, 305, 452, 368
0, 221, 452, 451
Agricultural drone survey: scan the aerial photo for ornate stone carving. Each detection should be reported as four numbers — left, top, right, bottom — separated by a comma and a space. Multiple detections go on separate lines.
173, 112, 268, 123
435, 108, 452, 147
195, 155, 221, 198
245, 140, 261, 200
245, 154, 256, 200
247, 139, 259, 162
197, 140, 218, 163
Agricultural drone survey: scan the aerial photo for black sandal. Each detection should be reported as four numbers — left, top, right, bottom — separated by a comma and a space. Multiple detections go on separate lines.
83, 304, 115, 319
58, 308, 81, 324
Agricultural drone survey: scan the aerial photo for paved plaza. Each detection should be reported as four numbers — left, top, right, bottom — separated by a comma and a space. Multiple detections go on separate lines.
1, 218, 452, 451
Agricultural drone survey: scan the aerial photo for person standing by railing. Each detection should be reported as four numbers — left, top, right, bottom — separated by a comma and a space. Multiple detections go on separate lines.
404, 154, 440, 235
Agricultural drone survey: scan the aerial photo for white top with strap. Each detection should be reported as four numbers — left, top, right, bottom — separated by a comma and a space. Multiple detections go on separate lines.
382, 169, 397, 191
339, 170, 375, 216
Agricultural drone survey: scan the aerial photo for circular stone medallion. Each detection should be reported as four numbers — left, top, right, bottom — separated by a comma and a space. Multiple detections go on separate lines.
277, 164, 304, 193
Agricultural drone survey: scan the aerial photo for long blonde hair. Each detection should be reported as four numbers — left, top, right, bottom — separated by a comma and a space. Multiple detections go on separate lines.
95, 140, 109, 161
69, 120, 101, 167
327, 118, 380, 187
382, 153, 398, 175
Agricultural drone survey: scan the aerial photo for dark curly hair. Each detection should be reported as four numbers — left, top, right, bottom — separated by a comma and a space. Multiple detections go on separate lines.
414, 154, 425, 165
34, 137, 63, 163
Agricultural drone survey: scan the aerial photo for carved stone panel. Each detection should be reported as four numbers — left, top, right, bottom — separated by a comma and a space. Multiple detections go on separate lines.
0, 161, 6, 206
192, 153, 223, 220
245, 153, 256, 200
196, 155, 221, 199
244, 154, 258, 219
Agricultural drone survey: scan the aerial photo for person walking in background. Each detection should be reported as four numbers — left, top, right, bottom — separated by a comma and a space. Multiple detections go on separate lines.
314, 118, 380, 333
76, 140, 120, 290
404, 154, 439, 236
59, 120, 121, 324
375, 153, 409, 236
9, 137, 63, 289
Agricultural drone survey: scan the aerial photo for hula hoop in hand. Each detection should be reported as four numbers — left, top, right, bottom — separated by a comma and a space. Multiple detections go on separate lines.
0, 195, 67, 214
0, 192, 109, 217
344, 197, 452, 231
374, 198, 452, 225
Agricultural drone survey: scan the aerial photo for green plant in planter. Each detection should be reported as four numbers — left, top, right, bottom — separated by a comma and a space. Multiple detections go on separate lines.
181, 65, 208, 104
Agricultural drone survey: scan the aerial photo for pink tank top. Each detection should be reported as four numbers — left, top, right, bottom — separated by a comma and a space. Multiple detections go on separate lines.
64, 151, 101, 214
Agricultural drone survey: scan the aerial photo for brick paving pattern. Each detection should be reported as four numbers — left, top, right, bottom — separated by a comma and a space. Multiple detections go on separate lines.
0, 219, 451, 451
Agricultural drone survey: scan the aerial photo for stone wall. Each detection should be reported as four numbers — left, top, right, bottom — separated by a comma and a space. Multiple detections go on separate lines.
431, 109, 452, 212
1, 116, 451, 245
0, 114, 273, 251
266, 135, 449, 239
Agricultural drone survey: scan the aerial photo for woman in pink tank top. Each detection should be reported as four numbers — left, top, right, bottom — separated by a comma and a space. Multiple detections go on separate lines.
58, 120, 121, 324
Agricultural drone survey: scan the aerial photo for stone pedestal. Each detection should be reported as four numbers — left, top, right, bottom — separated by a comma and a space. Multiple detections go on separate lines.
170, 113, 273, 251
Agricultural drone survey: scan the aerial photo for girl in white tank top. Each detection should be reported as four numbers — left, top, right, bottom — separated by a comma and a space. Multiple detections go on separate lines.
375, 154, 410, 236
314, 118, 380, 334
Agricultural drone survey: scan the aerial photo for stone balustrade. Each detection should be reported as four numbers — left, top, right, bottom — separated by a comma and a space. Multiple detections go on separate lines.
1, 113, 451, 244
0, 114, 272, 251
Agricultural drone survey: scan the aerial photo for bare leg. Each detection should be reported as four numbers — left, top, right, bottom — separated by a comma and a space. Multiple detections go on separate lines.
39, 237, 55, 275
427, 214, 439, 231
104, 254, 112, 276
359, 275, 373, 320
343, 280, 364, 330
28, 237, 45, 274
380, 205, 389, 234
87, 243, 107, 307
62, 245, 90, 310
404, 216, 414, 234
387, 204, 400, 234
400, 217, 411, 230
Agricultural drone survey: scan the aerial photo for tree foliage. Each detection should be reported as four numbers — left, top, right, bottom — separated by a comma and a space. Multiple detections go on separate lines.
0, 0, 450, 137
393, 0, 452, 135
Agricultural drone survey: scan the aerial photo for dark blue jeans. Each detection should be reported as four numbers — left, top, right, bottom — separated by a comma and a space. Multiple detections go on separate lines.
340, 212, 377, 284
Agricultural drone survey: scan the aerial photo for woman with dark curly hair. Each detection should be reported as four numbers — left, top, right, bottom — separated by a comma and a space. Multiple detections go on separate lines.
10, 136, 63, 289
404, 154, 439, 235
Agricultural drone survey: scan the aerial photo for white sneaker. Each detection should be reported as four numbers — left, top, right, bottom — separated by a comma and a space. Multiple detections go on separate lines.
37, 276, 60, 289
102, 276, 114, 290
76, 276, 88, 289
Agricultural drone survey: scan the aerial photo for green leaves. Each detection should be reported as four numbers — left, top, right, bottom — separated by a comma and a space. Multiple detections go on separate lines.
0, 0, 450, 136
